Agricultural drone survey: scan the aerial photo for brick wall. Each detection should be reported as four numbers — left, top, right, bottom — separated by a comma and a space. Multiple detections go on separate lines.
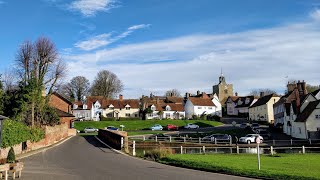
98, 129, 128, 150
60, 117, 73, 128
0, 123, 71, 159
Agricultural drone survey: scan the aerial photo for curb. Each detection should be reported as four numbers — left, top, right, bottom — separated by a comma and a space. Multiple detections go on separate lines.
94, 136, 129, 156
17, 135, 74, 160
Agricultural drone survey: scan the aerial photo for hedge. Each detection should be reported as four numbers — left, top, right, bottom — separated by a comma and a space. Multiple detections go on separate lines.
1, 119, 45, 148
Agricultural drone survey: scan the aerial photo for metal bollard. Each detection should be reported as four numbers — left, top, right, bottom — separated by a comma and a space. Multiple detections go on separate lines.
203, 146, 206, 154
236, 146, 239, 154
214, 138, 217, 145
180, 146, 183, 154
133, 141, 136, 156
169, 136, 172, 142
302, 146, 305, 154
290, 139, 293, 146
155, 136, 157, 142
270, 146, 273, 155
143, 136, 146, 141
229, 135, 232, 145
121, 137, 124, 148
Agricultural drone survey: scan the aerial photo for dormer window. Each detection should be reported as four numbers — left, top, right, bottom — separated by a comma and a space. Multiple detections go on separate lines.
166, 105, 171, 111
125, 104, 131, 110
109, 104, 114, 110
245, 98, 250, 104
151, 105, 156, 111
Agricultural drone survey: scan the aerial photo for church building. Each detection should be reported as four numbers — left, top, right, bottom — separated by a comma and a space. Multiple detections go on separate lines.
212, 72, 234, 104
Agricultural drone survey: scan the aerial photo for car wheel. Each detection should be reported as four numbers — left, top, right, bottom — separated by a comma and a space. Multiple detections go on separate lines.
247, 140, 251, 144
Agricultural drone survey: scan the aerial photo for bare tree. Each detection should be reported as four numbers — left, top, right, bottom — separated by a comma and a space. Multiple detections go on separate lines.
69, 76, 90, 101
91, 70, 123, 98
248, 89, 277, 97
165, 89, 181, 97
55, 83, 75, 102
15, 37, 67, 126
2, 68, 17, 91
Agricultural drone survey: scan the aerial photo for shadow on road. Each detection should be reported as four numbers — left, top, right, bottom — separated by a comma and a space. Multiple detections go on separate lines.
81, 135, 114, 153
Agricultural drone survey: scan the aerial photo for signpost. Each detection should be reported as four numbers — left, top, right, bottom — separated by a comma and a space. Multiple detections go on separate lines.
256, 137, 261, 170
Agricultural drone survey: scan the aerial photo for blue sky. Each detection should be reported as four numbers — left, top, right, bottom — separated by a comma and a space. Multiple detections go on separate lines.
1, 0, 320, 98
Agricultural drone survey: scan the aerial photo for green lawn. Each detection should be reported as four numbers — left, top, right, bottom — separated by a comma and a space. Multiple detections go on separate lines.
74, 120, 222, 131
160, 154, 320, 179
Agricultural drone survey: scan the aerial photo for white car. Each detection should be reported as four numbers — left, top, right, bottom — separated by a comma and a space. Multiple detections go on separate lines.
184, 123, 199, 129
239, 134, 263, 144
84, 127, 99, 133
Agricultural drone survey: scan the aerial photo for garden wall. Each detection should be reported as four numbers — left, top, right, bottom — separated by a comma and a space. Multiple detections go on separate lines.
0, 123, 72, 159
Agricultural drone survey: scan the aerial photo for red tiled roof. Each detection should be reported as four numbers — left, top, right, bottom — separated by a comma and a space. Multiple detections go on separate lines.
86, 96, 140, 109
150, 103, 184, 111
165, 96, 184, 104
188, 97, 215, 106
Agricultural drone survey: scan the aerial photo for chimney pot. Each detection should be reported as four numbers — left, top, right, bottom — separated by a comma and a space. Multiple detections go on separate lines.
119, 94, 123, 101
197, 90, 200, 95
260, 92, 265, 97
235, 92, 238, 96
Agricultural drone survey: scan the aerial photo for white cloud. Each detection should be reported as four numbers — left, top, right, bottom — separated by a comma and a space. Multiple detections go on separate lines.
64, 17, 320, 98
75, 33, 112, 51
75, 24, 151, 51
68, 0, 117, 17
310, 9, 320, 21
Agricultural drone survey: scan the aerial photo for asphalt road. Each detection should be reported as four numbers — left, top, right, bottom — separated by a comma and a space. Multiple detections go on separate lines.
21, 136, 254, 180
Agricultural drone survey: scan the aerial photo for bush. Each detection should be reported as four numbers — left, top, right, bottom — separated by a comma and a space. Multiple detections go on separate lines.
7, 147, 15, 163
144, 149, 172, 161
1, 119, 45, 148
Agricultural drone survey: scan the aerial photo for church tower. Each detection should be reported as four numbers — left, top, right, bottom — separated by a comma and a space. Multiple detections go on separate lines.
212, 71, 233, 104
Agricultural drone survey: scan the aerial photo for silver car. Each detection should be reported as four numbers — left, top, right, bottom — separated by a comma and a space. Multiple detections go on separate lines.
84, 127, 99, 133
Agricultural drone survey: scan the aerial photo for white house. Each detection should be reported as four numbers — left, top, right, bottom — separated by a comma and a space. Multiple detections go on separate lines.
226, 95, 257, 117
72, 101, 91, 120
292, 99, 320, 139
249, 94, 280, 123
146, 103, 185, 119
184, 94, 222, 119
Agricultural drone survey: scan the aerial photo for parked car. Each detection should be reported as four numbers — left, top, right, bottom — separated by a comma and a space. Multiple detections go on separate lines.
106, 126, 119, 131
84, 127, 99, 133
148, 133, 169, 140
202, 134, 230, 143
240, 123, 250, 128
167, 124, 178, 130
184, 123, 199, 129
257, 129, 272, 140
239, 134, 263, 144
150, 124, 163, 131
251, 123, 260, 130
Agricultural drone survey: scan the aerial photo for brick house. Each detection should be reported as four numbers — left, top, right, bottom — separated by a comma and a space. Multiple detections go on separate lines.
49, 92, 75, 128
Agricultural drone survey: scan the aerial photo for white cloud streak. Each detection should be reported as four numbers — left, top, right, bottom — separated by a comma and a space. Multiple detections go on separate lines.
75, 24, 151, 51
68, 0, 117, 17
65, 12, 320, 98
310, 9, 320, 21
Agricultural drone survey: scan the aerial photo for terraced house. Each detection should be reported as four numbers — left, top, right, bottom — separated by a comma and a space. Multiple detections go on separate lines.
72, 95, 140, 120
249, 93, 280, 123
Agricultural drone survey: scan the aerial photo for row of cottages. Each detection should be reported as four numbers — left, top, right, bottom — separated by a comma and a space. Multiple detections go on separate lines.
141, 94, 185, 119
225, 93, 257, 117
73, 95, 140, 121
184, 91, 222, 119
275, 80, 320, 139
248, 93, 280, 123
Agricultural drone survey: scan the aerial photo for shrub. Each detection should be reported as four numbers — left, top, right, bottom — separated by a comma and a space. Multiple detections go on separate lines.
1, 119, 45, 148
144, 149, 172, 161
7, 147, 15, 163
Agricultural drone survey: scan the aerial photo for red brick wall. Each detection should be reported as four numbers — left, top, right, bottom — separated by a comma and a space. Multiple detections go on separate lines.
49, 94, 71, 113
60, 117, 73, 128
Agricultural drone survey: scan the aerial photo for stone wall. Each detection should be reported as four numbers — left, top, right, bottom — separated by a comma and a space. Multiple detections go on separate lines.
0, 123, 71, 159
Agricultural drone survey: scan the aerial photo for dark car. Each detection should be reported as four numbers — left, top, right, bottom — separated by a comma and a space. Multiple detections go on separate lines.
258, 129, 271, 140
202, 134, 231, 143
106, 126, 119, 131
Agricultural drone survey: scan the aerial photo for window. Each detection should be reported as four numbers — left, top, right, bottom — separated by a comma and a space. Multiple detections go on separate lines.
109, 107, 114, 110
316, 115, 320, 119
208, 107, 213, 110
198, 107, 202, 109
151, 106, 156, 111
125, 113, 130, 117
166, 113, 170, 118
135, 114, 138, 117
126, 107, 130, 110
107, 113, 113, 118
86, 113, 89, 117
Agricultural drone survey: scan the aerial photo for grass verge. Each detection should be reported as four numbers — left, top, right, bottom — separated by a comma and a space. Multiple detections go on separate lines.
74, 120, 222, 131
159, 154, 320, 180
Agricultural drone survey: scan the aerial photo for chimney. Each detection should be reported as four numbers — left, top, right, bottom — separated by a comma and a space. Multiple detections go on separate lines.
156, 98, 159, 104
119, 94, 123, 101
235, 92, 238, 96
297, 80, 307, 96
185, 92, 190, 98
260, 92, 265, 97
197, 90, 200, 95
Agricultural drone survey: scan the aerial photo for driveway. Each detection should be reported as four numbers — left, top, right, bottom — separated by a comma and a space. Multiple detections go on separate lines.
21, 135, 253, 180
